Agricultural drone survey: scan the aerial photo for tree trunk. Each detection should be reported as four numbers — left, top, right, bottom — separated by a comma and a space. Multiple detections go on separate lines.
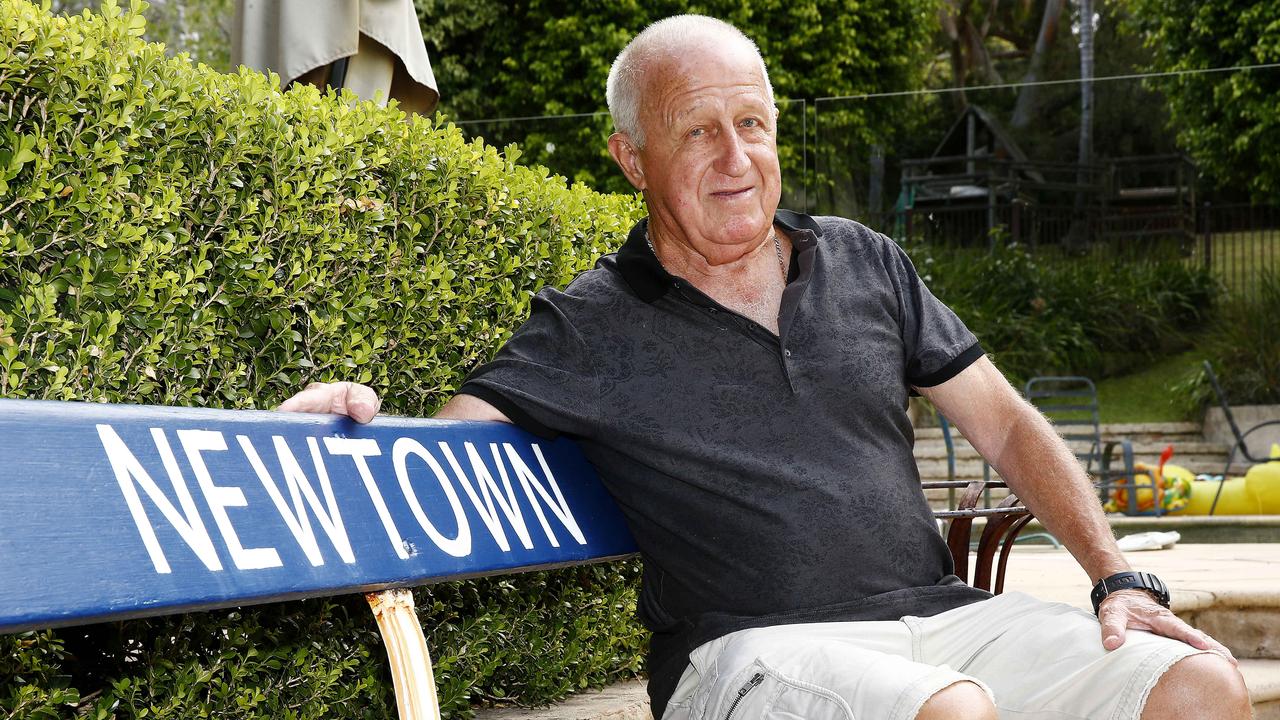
1068, 0, 1096, 252
1077, 0, 1094, 172
1010, 0, 1066, 130
940, 1, 970, 111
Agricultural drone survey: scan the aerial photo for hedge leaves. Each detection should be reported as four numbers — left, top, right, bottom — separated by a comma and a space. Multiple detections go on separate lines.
0, 1, 645, 717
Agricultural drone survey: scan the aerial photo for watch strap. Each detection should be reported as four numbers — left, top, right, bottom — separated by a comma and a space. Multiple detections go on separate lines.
1090, 571, 1170, 615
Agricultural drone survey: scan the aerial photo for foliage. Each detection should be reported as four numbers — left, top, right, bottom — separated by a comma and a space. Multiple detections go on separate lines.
1125, 0, 1280, 198
0, 1, 646, 717
909, 240, 1219, 385
51, 0, 233, 70
414, 0, 939, 197
1175, 271, 1280, 411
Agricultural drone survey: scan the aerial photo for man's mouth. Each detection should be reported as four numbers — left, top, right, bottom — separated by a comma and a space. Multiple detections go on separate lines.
711, 186, 754, 199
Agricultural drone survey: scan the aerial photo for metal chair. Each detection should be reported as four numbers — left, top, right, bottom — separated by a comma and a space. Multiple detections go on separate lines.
1023, 376, 1156, 516
923, 476, 1033, 594
1202, 360, 1280, 514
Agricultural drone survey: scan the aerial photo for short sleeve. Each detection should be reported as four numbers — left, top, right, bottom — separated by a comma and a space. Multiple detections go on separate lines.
458, 288, 599, 439
881, 238, 984, 388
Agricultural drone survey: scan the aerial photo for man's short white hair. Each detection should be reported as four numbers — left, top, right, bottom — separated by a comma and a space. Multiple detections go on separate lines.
606, 15, 775, 148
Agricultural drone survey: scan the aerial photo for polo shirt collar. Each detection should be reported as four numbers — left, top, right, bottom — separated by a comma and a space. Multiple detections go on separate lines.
617, 209, 824, 303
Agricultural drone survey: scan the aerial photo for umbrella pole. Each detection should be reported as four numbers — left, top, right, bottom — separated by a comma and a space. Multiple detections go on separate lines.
367, 589, 441, 720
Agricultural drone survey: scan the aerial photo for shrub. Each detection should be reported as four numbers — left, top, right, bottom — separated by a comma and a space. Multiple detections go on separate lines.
0, 1, 645, 717
1175, 270, 1280, 411
908, 241, 1219, 385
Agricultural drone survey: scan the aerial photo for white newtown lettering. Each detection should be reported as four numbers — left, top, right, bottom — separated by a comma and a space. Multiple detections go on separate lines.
237, 435, 356, 566
323, 437, 409, 559
99, 422, 594, 577
96, 424, 222, 573
504, 443, 587, 547
178, 430, 281, 571
392, 438, 472, 558
437, 441, 534, 552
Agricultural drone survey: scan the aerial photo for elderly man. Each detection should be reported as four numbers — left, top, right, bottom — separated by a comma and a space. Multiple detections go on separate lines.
282, 15, 1251, 720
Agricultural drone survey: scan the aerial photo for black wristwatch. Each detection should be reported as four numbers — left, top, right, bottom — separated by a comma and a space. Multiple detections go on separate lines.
1090, 571, 1170, 615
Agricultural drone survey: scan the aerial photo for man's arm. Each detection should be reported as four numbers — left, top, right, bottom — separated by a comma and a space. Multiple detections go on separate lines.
917, 356, 1233, 661
277, 382, 511, 423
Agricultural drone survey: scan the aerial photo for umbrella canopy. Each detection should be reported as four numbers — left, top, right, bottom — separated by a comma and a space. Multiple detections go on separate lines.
233, 0, 438, 114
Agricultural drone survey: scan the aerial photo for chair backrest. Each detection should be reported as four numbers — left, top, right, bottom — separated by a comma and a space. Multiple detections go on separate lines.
0, 399, 637, 634
1023, 376, 1103, 468
1202, 361, 1247, 446
1202, 360, 1280, 466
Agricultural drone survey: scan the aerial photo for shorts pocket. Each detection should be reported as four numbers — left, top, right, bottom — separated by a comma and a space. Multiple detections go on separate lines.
712, 660, 854, 720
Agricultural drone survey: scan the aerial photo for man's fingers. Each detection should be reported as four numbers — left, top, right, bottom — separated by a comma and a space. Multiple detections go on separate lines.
277, 381, 382, 423
277, 382, 338, 414
1098, 595, 1239, 666
1148, 614, 1239, 666
1098, 607, 1128, 651
338, 382, 382, 424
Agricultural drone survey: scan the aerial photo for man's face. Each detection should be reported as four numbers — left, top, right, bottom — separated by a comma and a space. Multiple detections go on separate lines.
621, 43, 781, 253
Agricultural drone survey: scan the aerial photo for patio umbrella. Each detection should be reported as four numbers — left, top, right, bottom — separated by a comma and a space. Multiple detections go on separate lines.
232, 0, 439, 115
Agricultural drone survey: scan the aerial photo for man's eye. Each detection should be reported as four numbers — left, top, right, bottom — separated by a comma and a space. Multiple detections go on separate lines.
689, 127, 705, 137
742, 118, 759, 128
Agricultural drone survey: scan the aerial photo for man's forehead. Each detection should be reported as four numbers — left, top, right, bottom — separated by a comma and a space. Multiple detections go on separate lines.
646, 44, 768, 103
654, 38, 761, 78
669, 84, 771, 119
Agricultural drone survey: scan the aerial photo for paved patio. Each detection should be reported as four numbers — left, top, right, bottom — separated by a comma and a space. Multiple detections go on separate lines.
1001, 541, 1280, 611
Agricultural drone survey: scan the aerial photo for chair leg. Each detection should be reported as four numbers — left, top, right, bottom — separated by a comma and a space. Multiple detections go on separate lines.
368, 588, 441, 720
994, 515, 1035, 594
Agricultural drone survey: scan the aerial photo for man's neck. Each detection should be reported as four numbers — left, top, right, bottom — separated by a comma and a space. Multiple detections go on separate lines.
649, 223, 791, 334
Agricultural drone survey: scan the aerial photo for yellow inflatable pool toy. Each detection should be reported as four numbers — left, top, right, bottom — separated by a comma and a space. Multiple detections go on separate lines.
1104, 446, 1190, 514
1167, 443, 1280, 515
1245, 443, 1280, 513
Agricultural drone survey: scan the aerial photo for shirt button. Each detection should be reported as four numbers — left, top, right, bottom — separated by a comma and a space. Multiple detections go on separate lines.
784, 349, 792, 357
708, 307, 718, 314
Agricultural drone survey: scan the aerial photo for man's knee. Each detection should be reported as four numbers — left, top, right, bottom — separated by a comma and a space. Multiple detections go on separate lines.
916, 680, 997, 720
1142, 652, 1251, 720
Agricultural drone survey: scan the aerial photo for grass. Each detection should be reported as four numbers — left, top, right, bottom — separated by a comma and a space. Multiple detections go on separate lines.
1094, 346, 1209, 424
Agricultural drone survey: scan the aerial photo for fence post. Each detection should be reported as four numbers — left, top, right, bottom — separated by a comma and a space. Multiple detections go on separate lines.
1011, 199, 1021, 246
1202, 201, 1212, 272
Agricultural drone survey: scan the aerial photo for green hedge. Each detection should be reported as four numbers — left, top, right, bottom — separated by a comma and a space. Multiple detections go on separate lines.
0, 1, 645, 717
908, 241, 1219, 386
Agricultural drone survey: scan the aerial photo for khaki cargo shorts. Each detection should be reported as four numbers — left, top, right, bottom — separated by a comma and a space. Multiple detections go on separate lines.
662, 591, 1207, 720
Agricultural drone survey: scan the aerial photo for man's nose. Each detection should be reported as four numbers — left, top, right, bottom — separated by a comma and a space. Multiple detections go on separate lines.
713, 129, 750, 177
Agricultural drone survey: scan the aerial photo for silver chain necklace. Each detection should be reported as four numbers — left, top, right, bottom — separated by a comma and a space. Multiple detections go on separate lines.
646, 229, 786, 280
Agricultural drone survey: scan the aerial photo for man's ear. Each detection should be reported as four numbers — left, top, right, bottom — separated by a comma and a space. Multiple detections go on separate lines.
607, 132, 646, 191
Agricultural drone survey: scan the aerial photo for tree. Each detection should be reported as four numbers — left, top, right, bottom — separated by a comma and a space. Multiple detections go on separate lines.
414, 0, 939, 198
1126, 0, 1280, 198
1010, 0, 1066, 129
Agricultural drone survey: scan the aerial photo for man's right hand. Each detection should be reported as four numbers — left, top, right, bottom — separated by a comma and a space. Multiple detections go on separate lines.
278, 381, 382, 423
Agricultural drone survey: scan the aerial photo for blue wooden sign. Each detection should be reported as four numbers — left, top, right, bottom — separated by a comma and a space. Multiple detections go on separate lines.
0, 399, 637, 634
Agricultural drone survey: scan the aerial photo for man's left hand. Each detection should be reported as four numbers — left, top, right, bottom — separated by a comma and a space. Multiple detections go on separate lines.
1098, 588, 1236, 664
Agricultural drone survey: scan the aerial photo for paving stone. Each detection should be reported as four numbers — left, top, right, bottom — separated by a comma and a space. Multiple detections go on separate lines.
475, 679, 649, 720
1241, 659, 1280, 709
